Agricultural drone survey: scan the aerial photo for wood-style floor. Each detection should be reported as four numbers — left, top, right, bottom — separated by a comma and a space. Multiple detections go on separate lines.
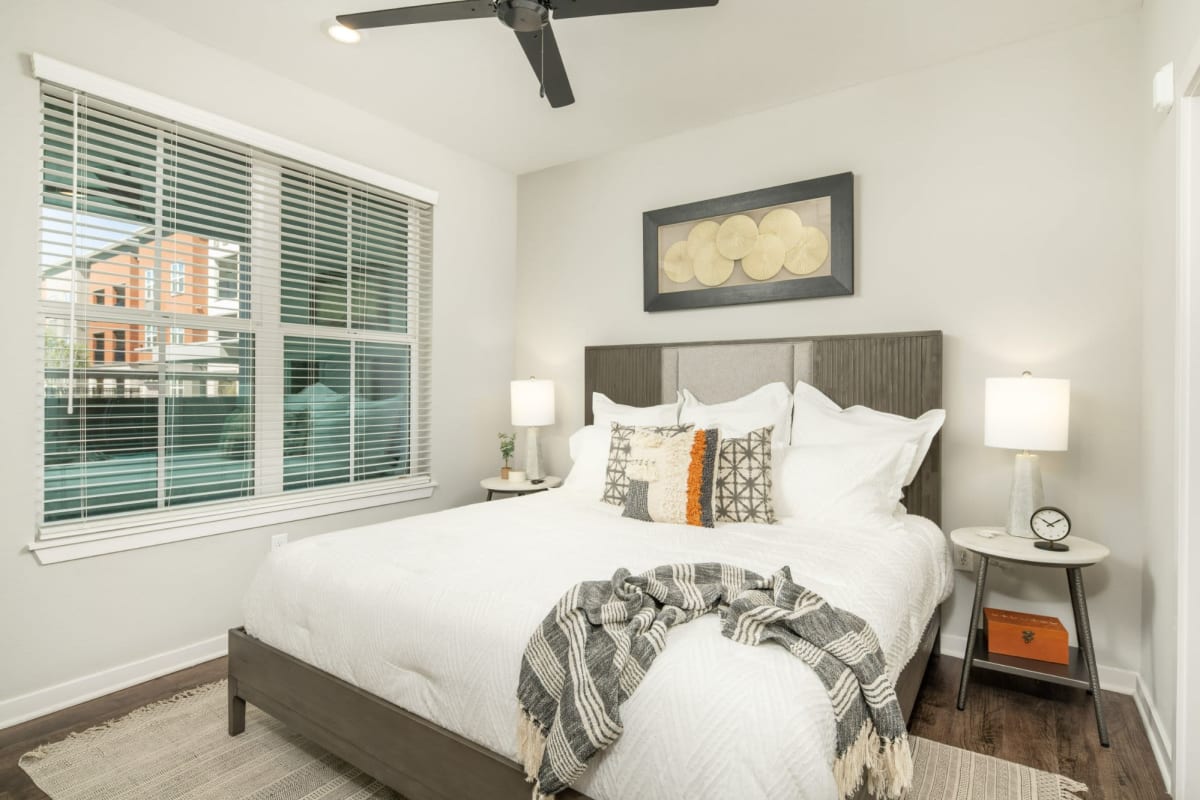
0, 653, 1169, 800
909, 654, 1168, 800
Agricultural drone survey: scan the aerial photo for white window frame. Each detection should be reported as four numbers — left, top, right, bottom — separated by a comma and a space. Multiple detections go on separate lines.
28, 55, 439, 565
169, 261, 185, 295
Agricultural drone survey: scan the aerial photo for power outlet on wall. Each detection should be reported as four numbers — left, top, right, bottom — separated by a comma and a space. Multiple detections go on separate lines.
952, 543, 979, 573
270, 533, 289, 551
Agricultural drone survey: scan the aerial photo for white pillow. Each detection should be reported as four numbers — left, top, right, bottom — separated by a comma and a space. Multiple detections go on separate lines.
679, 382, 792, 446
791, 381, 944, 486
773, 440, 917, 529
562, 425, 612, 497
592, 392, 681, 429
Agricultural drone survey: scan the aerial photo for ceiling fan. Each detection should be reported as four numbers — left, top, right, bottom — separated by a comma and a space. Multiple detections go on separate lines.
336, 0, 719, 108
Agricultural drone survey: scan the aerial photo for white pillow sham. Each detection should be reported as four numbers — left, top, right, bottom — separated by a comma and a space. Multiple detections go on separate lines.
791, 381, 944, 486
592, 392, 682, 430
679, 382, 792, 446
772, 440, 917, 529
562, 425, 611, 497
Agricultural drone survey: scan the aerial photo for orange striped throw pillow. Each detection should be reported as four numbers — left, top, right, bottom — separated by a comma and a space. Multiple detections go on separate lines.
621, 427, 718, 527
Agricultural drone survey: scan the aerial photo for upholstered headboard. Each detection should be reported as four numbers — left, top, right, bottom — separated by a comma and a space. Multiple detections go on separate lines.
583, 331, 943, 525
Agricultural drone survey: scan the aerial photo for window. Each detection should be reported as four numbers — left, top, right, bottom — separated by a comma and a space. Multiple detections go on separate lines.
92, 289, 104, 305
36, 79, 432, 550
169, 261, 185, 295
142, 267, 155, 308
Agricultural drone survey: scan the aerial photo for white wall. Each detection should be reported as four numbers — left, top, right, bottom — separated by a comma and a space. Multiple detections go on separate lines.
515, 17, 1144, 675
0, 0, 516, 709
1139, 0, 1200, 790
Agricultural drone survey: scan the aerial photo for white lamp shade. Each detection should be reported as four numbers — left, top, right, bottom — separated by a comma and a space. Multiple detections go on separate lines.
984, 376, 1070, 451
511, 378, 555, 427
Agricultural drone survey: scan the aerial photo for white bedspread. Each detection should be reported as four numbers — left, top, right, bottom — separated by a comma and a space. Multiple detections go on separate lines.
243, 491, 952, 800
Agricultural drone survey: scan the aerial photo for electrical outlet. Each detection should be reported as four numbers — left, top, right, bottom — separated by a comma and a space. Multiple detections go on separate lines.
952, 543, 979, 573
271, 533, 289, 551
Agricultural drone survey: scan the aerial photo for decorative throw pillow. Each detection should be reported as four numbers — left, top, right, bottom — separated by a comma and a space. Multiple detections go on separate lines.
602, 423, 693, 506
622, 427, 718, 527
714, 426, 776, 524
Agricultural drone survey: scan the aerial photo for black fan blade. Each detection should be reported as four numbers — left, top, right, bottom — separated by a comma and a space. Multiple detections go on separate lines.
551, 0, 716, 20
515, 24, 575, 108
337, 1, 495, 30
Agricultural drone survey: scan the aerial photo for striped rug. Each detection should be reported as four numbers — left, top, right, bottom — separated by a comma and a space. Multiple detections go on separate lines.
20, 681, 1086, 800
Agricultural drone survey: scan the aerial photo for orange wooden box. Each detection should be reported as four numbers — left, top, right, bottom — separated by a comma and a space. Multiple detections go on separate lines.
984, 608, 1069, 665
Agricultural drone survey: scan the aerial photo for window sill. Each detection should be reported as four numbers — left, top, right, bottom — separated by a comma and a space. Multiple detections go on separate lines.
28, 479, 437, 564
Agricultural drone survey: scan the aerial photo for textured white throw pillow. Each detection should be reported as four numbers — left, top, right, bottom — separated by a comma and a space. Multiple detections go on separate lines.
679, 382, 792, 446
773, 440, 918, 528
791, 381, 944, 486
592, 392, 682, 430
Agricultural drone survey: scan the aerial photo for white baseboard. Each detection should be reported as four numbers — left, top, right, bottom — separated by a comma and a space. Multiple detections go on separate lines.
0, 634, 227, 730
1133, 674, 1175, 796
939, 633, 1138, 694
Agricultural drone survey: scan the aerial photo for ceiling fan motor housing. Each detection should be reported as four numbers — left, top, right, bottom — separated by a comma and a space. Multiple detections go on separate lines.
498, 0, 549, 32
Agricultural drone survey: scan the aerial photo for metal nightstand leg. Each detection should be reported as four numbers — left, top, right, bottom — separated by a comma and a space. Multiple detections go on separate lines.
1068, 567, 1110, 747
957, 555, 990, 710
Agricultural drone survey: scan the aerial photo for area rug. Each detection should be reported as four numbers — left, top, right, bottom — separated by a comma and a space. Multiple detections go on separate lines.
20, 681, 1087, 800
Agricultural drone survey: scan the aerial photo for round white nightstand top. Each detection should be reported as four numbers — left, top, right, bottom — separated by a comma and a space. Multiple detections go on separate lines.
480, 475, 562, 493
950, 526, 1110, 567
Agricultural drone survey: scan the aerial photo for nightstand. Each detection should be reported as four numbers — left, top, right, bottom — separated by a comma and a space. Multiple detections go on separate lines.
480, 475, 562, 501
951, 526, 1111, 746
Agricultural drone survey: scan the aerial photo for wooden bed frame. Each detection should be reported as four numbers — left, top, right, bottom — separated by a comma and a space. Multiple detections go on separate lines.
229, 330, 944, 800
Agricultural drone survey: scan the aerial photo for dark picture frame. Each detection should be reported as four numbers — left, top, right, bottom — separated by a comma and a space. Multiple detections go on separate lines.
642, 172, 854, 312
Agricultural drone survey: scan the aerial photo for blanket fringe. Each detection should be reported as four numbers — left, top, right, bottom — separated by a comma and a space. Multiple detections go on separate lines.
832, 720, 913, 800
517, 708, 554, 800
1056, 776, 1089, 799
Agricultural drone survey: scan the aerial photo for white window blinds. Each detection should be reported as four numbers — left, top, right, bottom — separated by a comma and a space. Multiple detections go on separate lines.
37, 82, 433, 535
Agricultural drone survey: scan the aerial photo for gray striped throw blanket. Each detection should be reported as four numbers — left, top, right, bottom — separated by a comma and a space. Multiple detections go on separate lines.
516, 563, 913, 800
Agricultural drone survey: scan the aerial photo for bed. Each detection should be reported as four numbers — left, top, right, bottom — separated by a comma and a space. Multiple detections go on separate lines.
229, 330, 949, 800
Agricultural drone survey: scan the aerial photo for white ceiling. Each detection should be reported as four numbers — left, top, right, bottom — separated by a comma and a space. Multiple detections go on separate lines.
104, 0, 1139, 174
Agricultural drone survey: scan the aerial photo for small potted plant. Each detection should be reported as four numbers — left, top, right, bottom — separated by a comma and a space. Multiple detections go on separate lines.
498, 432, 516, 479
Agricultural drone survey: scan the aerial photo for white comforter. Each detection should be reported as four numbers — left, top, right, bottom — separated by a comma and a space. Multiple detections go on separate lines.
243, 490, 953, 800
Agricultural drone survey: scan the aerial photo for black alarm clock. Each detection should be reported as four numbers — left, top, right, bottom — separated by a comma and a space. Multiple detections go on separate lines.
1030, 506, 1071, 552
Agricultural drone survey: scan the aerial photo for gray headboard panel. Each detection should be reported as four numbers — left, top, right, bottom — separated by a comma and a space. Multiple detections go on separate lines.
583, 331, 943, 526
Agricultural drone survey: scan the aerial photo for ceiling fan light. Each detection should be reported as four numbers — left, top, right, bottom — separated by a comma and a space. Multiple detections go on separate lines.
327, 21, 362, 44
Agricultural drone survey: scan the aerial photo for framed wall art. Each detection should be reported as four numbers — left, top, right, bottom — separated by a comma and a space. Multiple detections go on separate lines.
643, 172, 854, 312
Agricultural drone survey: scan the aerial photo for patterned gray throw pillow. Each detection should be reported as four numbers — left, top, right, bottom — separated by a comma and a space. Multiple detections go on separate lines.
601, 422, 693, 506
714, 426, 777, 524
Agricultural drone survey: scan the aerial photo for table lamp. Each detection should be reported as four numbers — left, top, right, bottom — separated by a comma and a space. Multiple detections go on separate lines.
984, 372, 1070, 538
511, 378, 555, 481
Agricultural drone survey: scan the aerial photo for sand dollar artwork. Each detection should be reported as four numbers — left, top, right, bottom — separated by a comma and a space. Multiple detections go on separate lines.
686, 220, 720, 259
692, 241, 735, 286
662, 241, 694, 284
784, 227, 830, 275
716, 215, 758, 260
759, 208, 805, 250
742, 233, 786, 280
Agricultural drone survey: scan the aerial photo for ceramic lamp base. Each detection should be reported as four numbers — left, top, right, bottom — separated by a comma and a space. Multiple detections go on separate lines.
524, 426, 545, 481
1006, 452, 1044, 538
